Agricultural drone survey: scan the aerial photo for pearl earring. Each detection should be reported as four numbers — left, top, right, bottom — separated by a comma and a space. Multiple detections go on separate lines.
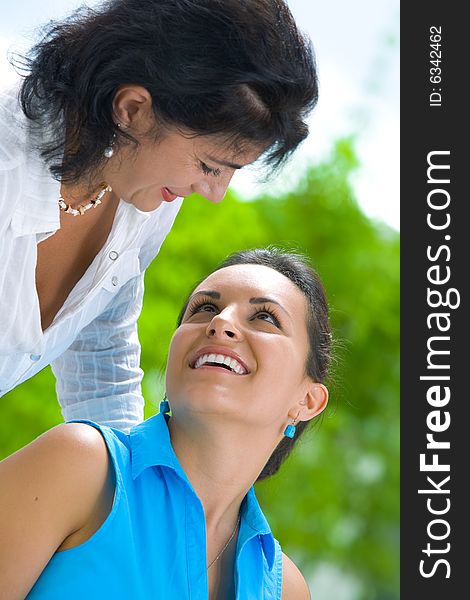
103, 123, 121, 158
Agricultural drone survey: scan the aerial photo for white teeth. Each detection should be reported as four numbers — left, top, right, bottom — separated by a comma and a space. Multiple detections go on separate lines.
193, 353, 247, 374
233, 361, 243, 375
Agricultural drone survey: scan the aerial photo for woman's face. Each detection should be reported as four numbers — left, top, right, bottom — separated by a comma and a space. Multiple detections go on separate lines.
104, 130, 260, 212
166, 264, 322, 435
101, 85, 262, 212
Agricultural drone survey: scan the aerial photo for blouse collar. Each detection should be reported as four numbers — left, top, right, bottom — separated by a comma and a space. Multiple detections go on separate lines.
129, 412, 276, 570
7, 94, 61, 238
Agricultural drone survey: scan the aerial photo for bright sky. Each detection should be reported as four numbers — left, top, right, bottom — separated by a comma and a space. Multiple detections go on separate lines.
0, 0, 399, 230
286, 0, 399, 231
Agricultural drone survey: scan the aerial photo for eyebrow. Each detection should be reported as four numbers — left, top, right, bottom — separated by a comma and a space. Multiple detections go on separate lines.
192, 290, 221, 299
204, 154, 244, 170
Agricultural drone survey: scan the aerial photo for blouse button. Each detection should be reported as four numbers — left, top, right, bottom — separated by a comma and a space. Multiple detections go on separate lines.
111, 276, 119, 287
109, 250, 119, 261
30, 354, 41, 362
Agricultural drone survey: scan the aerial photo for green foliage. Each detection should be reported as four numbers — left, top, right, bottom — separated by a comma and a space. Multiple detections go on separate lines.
0, 139, 399, 599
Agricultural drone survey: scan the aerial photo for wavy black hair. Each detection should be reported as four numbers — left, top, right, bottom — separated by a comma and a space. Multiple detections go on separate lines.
176, 247, 332, 481
14, 0, 319, 183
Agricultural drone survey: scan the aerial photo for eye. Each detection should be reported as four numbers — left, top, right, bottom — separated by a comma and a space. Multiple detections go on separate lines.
252, 305, 282, 329
186, 297, 219, 319
200, 161, 222, 177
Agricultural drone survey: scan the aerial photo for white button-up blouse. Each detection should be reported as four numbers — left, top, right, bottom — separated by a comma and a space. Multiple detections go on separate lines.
0, 85, 183, 432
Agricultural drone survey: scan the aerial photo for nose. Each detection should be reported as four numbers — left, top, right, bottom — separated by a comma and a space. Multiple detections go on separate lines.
205, 308, 243, 341
193, 171, 234, 204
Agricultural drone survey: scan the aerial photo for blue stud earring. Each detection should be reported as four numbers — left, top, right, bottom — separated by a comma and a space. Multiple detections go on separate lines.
284, 414, 299, 439
159, 398, 170, 417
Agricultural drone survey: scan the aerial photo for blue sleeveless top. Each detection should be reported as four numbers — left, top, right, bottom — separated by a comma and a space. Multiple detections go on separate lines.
27, 413, 283, 599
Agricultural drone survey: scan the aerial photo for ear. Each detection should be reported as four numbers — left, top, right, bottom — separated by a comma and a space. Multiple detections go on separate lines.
296, 381, 328, 422
112, 85, 154, 133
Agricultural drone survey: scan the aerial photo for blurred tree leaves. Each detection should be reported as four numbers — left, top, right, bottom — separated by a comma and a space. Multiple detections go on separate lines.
0, 139, 399, 599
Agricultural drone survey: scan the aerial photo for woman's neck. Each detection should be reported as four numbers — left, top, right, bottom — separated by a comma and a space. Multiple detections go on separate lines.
60, 170, 109, 206
168, 416, 277, 531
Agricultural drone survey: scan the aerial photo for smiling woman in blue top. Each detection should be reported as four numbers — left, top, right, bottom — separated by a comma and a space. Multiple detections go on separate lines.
0, 248, 331, 599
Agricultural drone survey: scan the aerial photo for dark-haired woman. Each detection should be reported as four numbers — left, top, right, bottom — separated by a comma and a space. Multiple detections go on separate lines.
0, 0, 318, 431
0, 248, 330, 599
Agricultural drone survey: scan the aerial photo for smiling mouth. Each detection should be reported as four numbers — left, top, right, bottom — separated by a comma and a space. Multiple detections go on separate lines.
191, 353, 248, 375
161, 187, 179, 202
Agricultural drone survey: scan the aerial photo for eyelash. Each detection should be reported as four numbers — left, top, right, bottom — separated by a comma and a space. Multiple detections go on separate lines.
255, 304, 282, 328
187, 298, 217, 316
200, 161, 222, 177
186, 298, 282, 328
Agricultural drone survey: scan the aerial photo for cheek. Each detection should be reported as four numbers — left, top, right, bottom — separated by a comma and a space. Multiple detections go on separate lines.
165, 167, 201, 186
165, 333, 185, 383
147, 148, 200, 185
246, 385, 289, 426
165, 326, 200, 390
256, 346, 306, 395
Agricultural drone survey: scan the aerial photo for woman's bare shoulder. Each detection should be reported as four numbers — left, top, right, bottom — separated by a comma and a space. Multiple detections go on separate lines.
282, 552, 311, 600
0, 422, 110, 597
2, 421, 109, 474
0, 421, 110, 528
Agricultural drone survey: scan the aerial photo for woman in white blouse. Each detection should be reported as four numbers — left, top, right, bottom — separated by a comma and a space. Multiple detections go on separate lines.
0, 0, 319, 431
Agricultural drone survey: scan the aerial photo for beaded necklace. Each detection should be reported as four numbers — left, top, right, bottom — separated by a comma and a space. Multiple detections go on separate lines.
58, 183, 112, 216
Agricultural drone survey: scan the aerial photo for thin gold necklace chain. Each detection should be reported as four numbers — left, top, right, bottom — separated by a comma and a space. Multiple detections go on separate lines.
207, 514, 241, 571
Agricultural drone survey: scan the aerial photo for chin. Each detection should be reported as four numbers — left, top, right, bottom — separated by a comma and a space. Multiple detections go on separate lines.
134, 197, 164, 212
173, 386, 238, 414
